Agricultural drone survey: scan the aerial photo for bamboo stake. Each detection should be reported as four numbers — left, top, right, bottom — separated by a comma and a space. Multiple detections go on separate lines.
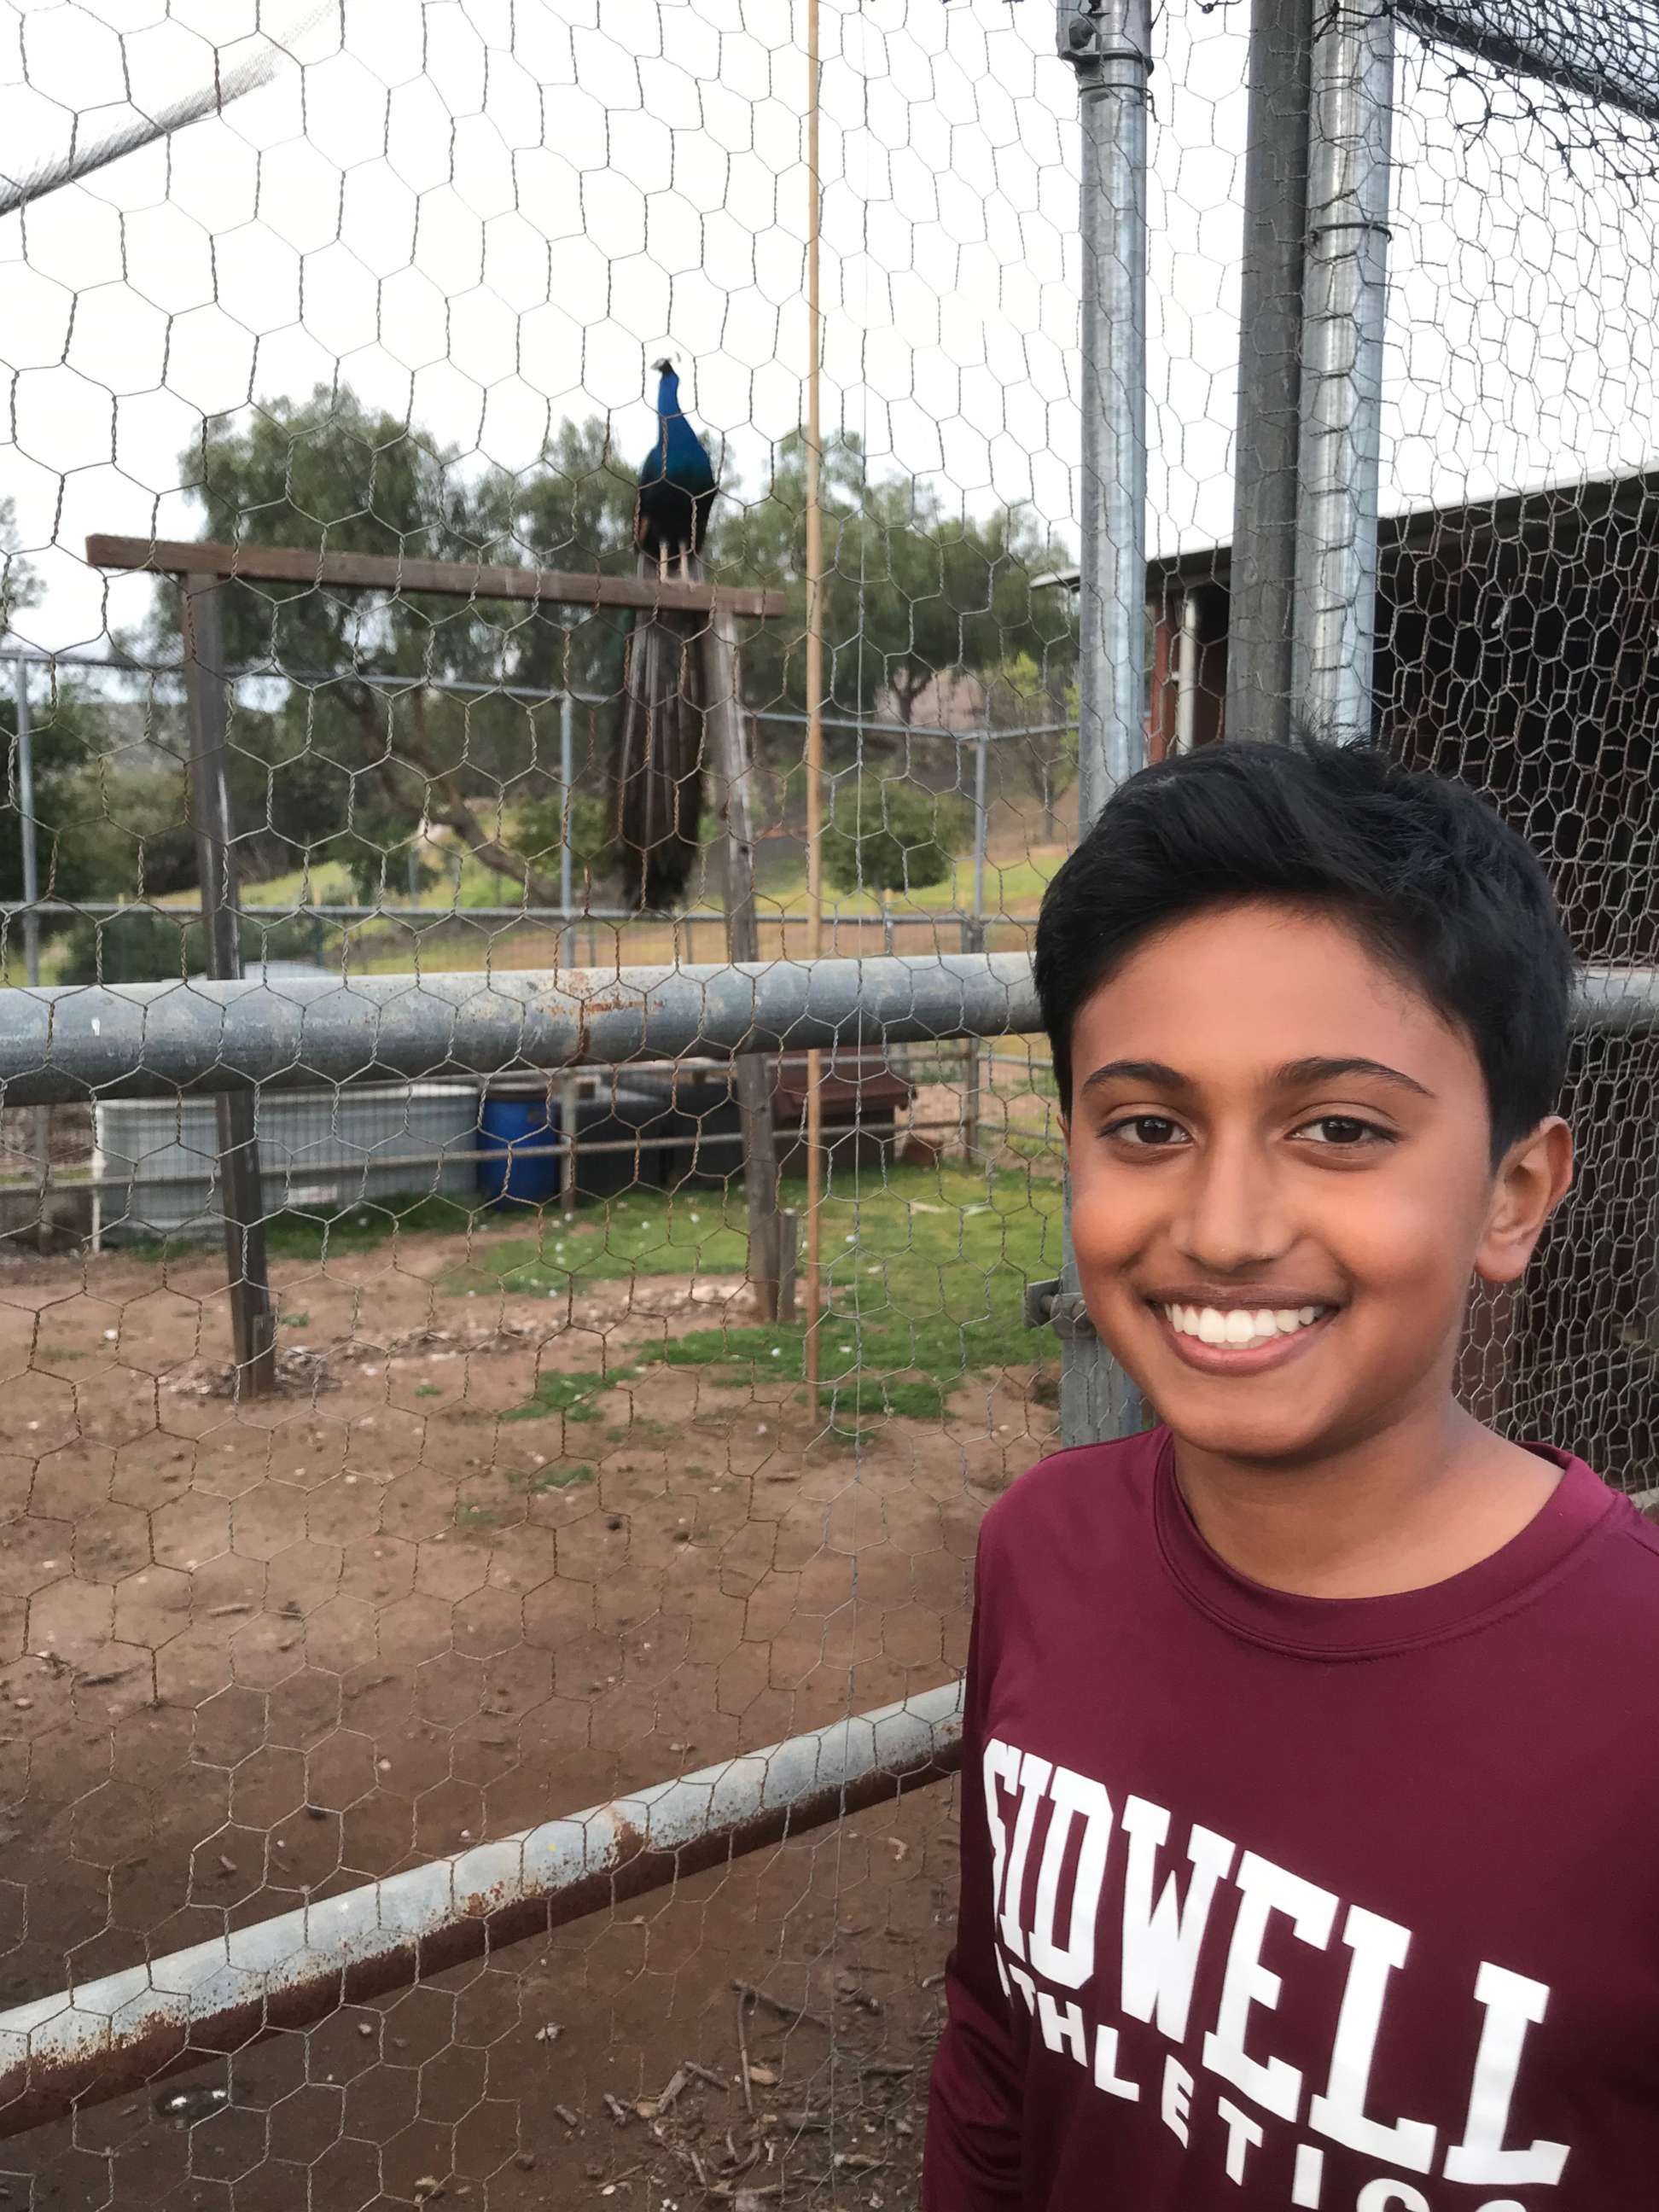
803, 0, 826, 1413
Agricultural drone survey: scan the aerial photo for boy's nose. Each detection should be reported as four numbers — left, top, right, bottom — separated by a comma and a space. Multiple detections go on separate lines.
1169, 1142, 1292, 1276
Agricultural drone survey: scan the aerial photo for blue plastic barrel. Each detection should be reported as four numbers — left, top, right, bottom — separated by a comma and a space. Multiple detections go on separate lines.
477, 1091, 562, 1208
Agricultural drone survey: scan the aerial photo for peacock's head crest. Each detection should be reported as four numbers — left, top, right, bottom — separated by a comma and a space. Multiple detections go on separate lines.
652, 356, 675, 376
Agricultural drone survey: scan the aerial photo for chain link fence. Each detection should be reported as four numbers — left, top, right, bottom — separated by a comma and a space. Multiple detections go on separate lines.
0, 0, 1652, 2204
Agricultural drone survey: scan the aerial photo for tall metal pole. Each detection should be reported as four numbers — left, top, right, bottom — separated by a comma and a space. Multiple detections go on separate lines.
1226, 0, 1313, 747
971, 726, 989, 923
1056, 0, 1150, 1446
1066, 0, 1152, 825
14, 663, 39, 987
183, 575, 276, 1396
557, 614, 579, 1212
559, 618, 576, 932
1292, 0, 1394, 741
963, 725, 989, 1163
13, 661, 50, 1240
802, 0, 827, 1412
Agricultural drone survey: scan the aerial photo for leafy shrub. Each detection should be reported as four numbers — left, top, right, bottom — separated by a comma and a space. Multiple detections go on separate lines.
824, 776, 965, 897
59, 910, 323, 984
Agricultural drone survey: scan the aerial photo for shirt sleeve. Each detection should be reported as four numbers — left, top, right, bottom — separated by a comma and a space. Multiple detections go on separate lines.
923, 1537, 1023, 2208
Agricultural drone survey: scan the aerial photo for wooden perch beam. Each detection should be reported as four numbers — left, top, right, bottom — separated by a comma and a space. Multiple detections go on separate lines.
86, 536, 788, 620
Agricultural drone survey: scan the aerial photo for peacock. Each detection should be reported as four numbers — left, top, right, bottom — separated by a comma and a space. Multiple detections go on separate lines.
614, 356, 720, 909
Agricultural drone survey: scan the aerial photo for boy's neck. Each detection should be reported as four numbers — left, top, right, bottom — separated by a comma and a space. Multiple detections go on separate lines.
1169, 1398, 1563, 1600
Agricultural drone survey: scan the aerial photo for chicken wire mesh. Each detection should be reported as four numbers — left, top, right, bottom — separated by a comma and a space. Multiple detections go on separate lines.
0, 0, 1652, 2206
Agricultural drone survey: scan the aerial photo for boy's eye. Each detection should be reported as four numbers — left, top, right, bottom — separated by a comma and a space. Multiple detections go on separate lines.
1294, 1115, 1392, 1147
1103, 1115, 1189, 1148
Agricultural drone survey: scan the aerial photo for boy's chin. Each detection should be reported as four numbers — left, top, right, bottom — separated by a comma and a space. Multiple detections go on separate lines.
1151, 1394, 1348, 1466
1112, 1352, 1355, 1466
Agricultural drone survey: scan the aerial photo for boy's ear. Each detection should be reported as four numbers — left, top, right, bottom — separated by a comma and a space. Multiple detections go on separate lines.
1474, 1115, 1574, 1285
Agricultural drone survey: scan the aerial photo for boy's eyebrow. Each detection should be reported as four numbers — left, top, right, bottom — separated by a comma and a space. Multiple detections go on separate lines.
1080, 1058, 1192, 1096
1079, 1055, 1436, 1100
1274, 1055, 1436, 1100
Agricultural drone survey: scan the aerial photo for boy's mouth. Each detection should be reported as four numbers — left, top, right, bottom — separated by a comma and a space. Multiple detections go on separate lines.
1145, 1296, 1340, 1373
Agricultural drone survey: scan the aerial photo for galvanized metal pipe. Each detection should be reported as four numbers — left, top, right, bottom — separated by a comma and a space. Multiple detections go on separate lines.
0, 1680, 963, 2139
0, 951, 1043, 1105
1173, 588, 1204, 756
1226, 0, 1314, 748
2, 955, 1650, 1111
10, 661, 51, 1237
1063, 0, 1151, 824
1057, 0, 1151, 1448
1292, 0, 1395, 742
1396, 0, 1659, 126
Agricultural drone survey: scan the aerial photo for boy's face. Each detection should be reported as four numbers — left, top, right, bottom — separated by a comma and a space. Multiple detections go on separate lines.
1063, 899, 1572, 1466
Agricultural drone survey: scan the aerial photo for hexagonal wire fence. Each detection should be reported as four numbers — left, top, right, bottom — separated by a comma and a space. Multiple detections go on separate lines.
0, 1, 1653, 2207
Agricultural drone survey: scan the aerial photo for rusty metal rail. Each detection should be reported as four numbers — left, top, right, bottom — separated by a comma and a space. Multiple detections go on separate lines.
0, 1680, 963, 2139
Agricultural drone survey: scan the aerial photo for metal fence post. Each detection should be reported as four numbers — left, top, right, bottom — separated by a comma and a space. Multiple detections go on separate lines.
12, 661, 51, 1243
183, 574, 276, 1395
1292, 0, 1394, 741
965, 729, 990, 1161
1055, 0, 1150, 1446
1226, 0, 1314, 747
961, 916, 986, 1163
557, 613, 579, 1210
702, 606, 783, 1318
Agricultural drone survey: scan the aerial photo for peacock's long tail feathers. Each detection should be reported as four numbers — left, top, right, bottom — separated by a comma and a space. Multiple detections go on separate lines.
614, 550, 706, 910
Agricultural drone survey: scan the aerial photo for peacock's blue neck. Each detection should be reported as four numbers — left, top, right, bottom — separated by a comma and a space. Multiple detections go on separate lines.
652, 369, 713, 492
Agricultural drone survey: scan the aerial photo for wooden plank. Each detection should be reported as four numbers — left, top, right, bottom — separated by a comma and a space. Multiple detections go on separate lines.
183, 574, 277, 1399
89, 535, 788, 620
701, 603, 783, 1321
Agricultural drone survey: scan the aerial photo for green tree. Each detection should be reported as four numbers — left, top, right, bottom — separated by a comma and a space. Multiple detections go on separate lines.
986, 649, 1079, 846
0, 682, 195, 917
137, 388, 1075, 911
151, 388, 641, 902
0, 494, 41, 635
714, 432, 1077, 744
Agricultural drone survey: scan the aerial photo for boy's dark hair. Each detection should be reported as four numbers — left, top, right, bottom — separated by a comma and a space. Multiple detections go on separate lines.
1034, 737, 1575, 1161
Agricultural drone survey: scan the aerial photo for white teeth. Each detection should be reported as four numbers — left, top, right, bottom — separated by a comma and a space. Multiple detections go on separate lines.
1165, 1302, 1328, 1345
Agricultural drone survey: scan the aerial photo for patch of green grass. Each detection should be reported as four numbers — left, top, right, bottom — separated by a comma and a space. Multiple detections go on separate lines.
265, 1193, 495, 1258
502, 1369, 611, 1424
416, 1383, 443, 1399
508, 1461, 595, 1493
450, 1188, 751, 1299
123, 1192, 499, 1266
494, 1164, 1064, 1430
279, 1311, 311, 1329
455, 1502, 508, 1530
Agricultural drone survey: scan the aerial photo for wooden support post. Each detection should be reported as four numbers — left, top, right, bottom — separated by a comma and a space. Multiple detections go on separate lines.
701, 606, 783, 1321
776, 1208, 800, 1324
183, 575, 276, 1396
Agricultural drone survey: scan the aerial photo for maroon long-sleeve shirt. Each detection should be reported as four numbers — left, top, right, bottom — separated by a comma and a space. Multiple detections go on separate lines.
924, 1427, 1659, 2209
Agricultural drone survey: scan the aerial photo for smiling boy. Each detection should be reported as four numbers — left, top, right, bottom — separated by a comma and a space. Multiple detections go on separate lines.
923, 738, 1659, 2209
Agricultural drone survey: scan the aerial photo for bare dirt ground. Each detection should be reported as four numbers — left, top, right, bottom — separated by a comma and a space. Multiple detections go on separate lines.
0, 1223, 1060, 2209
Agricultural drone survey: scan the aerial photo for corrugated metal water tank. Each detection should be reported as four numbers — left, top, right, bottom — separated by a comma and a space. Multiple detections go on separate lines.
92, 1081, 480, 1241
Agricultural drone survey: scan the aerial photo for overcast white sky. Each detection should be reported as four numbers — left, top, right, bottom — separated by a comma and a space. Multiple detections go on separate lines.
0, 0, 1654, 655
